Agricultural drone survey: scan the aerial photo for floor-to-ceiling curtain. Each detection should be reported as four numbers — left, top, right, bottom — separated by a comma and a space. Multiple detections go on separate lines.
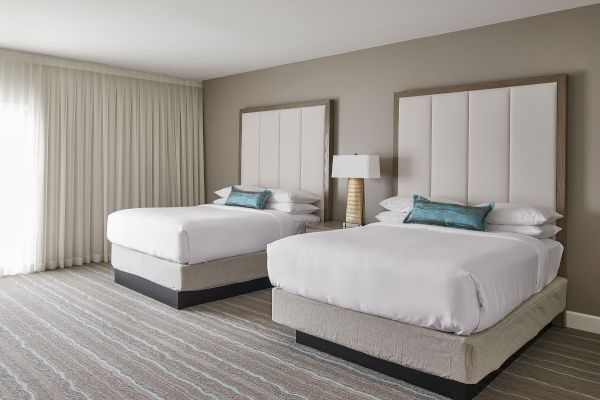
0, 51, 204, 275
0, 59, 44, 276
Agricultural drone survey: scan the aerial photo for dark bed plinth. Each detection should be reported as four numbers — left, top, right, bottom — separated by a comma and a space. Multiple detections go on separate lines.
114, 269, 272, 309
296, 327, 548, 400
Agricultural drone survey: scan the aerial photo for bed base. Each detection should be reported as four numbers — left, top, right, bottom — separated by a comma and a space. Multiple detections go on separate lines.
115, 269, 271, 309
272, 278, 566, 400
111, 244, 271, 309
296, 327, 547, 400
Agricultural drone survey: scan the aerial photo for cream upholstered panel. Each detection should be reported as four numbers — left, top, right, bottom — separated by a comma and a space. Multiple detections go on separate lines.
279, 108, 302, 190
397, 82, 557, 209
468, 88, 510, 204
240, 113, 260, 185
258, 110, 280, 188
241, 103, 329, 219
510, 84, 557, 208
397, 96, 431, 196
300, 106, 326, 200
431, 92, 469, 200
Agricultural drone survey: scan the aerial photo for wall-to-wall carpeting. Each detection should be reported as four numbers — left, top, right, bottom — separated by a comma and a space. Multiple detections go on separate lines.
0, 264, 598, 399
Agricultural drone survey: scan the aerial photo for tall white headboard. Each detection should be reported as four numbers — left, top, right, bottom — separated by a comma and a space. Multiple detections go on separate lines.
240, 100, 333, 220
394, 75, 567, 275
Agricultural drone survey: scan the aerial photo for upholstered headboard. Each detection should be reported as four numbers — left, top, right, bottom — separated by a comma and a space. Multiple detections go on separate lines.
240, 100, 333, 221
393, 75, 567, 275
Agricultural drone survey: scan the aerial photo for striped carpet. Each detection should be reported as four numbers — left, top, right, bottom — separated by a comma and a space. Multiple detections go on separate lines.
0, 264, 597, 400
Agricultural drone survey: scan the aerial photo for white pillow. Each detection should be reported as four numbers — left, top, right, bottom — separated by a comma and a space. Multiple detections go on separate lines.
379, 195, 465, 212
212, 198, 226, 204
375, 210, 409, 224
214, 186, 319, 204
265, 202, 319, 214
486, 223, 561, 238
214, 185, 265, 198
266, 188, 319, 204
478, 203, 562, 225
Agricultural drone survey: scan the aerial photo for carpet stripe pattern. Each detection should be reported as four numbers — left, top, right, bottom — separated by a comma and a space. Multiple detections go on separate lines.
0, 263, 597, 400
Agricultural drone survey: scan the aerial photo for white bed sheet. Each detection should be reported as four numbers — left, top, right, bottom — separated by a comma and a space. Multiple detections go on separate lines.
290, 213, 320, 233
107, 204, 311, 264
267, 223, 563, 335
540, 238, 563, 286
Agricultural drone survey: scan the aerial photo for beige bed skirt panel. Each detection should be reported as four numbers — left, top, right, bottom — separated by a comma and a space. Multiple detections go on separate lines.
111, 244, 267, 292
272, 277, 567, 384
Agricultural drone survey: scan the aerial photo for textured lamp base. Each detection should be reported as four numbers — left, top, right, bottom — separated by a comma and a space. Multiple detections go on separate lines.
345, 178, 364, 225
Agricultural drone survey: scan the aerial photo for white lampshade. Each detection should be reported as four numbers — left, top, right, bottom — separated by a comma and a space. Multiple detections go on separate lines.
332, 155, 380, 179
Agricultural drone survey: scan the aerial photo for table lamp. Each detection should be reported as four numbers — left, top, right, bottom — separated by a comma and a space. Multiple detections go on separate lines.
332, 154, 380, 226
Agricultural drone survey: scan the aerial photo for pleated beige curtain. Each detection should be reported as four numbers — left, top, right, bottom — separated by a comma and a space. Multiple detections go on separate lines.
0, 59, 45, 276
39, 66, 204, 269
0, 51, 204, 274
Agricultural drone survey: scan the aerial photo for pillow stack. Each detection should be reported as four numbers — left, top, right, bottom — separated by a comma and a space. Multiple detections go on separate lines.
376, 195, 464, 224
481, 203, 562, 238
404, 195, 493, 231
213, 185, 320, 214
219, 186, 272, 209
376, 195, 563, 239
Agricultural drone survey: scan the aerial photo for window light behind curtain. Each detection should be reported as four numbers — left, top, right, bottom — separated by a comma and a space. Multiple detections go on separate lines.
0, 59, 44, 276
0, 51, 204, 276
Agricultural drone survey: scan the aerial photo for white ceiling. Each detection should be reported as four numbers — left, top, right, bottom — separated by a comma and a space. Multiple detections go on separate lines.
0, 0, 598, 81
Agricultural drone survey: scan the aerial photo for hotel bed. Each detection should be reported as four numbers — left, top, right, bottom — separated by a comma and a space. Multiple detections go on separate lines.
108, 99, 333, 309
109, 204, 318, 266
269, 75, 567, 400
269, 223, 563, 335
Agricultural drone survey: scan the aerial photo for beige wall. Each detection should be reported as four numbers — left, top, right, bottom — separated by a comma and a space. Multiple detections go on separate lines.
203, 5, 600, 317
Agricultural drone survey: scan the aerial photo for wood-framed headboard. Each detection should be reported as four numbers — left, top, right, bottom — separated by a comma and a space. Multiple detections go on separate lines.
393, 74, 567, 277
239, 99, 333, 221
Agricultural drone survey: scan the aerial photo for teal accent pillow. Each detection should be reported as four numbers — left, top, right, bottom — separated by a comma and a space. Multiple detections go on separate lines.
225, 186, 272, 209
404, 195, 494, 231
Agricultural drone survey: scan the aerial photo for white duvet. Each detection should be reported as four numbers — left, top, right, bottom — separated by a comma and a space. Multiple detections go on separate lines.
107, 204, 302, 264
267, 223, 563, 335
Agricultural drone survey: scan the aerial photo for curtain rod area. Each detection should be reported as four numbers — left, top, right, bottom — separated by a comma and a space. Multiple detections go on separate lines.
0, 47, 202, 88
